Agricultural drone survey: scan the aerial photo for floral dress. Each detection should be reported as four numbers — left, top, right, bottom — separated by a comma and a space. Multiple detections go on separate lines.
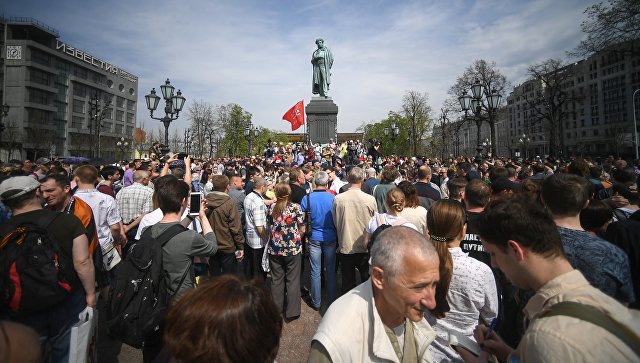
267, 202, 304, 256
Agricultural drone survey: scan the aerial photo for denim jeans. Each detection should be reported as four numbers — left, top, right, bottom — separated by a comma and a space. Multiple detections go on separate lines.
309, 240, 337, 308
17, 290, 86, 363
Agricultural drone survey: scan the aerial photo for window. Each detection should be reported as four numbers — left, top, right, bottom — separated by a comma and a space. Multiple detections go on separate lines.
126, 100, 135, 111
73, 83, 86, 98
117, 97, 125, 108
27, 88, 50, 105
116, 110, 124, 122
73, 99, 85, 114
30, 48, 51, 66
29, 68, 52, 86
126, 113, 135, 124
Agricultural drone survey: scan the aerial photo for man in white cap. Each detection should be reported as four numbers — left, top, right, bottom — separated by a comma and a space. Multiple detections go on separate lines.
0, 176, 96, 363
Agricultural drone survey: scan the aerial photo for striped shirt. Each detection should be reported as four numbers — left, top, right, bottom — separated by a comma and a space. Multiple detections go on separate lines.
244, 191, 267, 249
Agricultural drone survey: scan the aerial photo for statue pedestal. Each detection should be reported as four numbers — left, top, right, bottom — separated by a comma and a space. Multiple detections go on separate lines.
306, 97, 338, 145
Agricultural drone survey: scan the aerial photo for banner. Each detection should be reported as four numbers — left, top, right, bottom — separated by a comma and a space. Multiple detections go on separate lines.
282, 100, 305, 131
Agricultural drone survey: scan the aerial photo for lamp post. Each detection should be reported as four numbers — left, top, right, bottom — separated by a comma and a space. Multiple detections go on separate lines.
459, 79, 501, 162
183, 128, 191, 154
482, 138, 492, 157
633, 88, 639, 160
519, 133, 530, 160
383, 123, 399, 155
244, 122, 259, 156
116, 137, 129, 161
145, 79, 186, 147
88, 95, 111, 158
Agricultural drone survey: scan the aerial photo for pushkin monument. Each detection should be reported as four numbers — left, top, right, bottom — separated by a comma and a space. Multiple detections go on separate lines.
307, 38, 338, 144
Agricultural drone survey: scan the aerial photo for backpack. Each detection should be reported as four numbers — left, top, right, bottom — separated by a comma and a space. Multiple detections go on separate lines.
105, 224, 188, 348
0, 212, 76, 317
368, 213, 408, 251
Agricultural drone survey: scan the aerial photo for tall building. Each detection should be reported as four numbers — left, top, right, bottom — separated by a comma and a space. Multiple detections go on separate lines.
507, 48, 640, 159
1, 16, 138, 161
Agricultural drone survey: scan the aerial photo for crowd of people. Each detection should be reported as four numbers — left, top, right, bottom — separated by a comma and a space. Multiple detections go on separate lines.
1, 139, 639, 362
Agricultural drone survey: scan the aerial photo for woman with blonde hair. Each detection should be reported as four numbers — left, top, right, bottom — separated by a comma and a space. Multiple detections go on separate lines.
425, 199, 498, 362
267, 183, 305, 320
363, 187, 418, 248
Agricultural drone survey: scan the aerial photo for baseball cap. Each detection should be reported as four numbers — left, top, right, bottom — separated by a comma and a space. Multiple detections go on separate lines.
0, 176, 41, 201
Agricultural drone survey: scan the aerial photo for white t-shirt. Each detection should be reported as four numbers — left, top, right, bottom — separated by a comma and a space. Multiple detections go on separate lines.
365, 212, 418, 234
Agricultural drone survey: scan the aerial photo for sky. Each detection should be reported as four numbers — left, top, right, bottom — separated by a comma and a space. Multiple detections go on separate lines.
2, 0, 598, 134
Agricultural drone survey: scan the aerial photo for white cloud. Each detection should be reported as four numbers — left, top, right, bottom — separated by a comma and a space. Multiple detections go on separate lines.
4, 0, 597, 133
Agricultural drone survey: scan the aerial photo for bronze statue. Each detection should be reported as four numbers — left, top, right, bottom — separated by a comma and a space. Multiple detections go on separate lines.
311, 38, 333, 98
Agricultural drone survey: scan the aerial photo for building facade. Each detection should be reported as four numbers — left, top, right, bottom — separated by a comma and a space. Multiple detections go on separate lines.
1, 17, 138, 161
507, 49, 640, 159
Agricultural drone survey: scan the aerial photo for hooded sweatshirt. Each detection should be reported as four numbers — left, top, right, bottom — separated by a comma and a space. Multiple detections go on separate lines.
205, 191, 245, 253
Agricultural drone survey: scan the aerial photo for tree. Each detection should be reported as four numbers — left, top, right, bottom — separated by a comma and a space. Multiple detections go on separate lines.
402, 90, 433, 156
449, 59, 509, 157
216, 103, 252, 157
187, 100, 218, 158
526, 58, 579, 158
2, 120, 23, 160
573, 0, 640, 57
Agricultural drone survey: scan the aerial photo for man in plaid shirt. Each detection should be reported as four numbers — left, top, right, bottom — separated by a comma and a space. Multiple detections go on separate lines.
243, 176, 269, 283
116, 170, 154, 243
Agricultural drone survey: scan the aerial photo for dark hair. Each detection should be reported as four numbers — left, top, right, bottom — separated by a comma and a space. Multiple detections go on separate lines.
542, 173, 591, 217
488, 167, 508, 182
567, 159, 590, 177
464, 179, 490, 208
74, 165, 99, 184
3, 189, 37, 210
611, 167, 637, 184
41, 174, 70, 189
447, 177, 468, 198
458, 162, 472, 174
172, 168, 186, 180
165, 275, 282, 363
211, 175, 229, 192
517, 179, 543, 205
476, 197, 565, 258
580, 199, 612, 237
397, 181, 420, 208
157, 177, 190, 214
100, 165, 120, 180
380, 165, 399, 183
46, 166, 69, 178
425, 199, 465, 318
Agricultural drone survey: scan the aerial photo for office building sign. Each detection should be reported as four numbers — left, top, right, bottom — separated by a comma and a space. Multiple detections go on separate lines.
6, 45, 22, 60
55, 40, 137, 83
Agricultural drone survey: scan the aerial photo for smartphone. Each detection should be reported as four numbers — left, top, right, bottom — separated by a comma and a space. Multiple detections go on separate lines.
189, 192, 203, 216
177, 152, 188, 160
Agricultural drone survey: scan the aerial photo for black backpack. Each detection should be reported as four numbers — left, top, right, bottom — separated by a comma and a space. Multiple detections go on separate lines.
105, 224, 188, 348
0, 212, 76, 317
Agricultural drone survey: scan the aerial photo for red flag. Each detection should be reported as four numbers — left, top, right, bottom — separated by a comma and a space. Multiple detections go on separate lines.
282, 100, 305, 131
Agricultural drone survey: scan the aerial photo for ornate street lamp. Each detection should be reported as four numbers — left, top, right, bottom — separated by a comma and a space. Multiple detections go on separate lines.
145, 79, 186, 147
88, 94, 111, 158
459, 79, 501, 162
519, 133, 531, 159
244, 122, 260, 156
116, 137, 129, 161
